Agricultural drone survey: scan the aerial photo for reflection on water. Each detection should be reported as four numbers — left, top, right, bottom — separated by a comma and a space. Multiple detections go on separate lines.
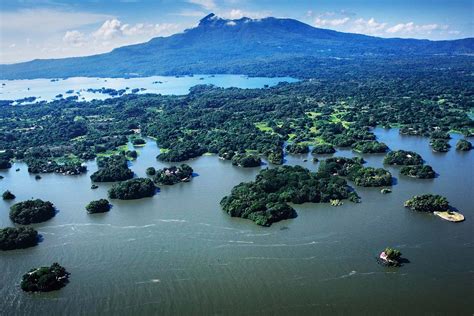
0, 128, 473, 315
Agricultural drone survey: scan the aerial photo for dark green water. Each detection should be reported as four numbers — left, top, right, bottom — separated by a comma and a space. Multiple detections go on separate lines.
1, 128, 473, 315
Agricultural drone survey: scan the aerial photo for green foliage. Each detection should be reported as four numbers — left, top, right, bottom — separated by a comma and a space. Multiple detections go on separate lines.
384, 247, 402, 261
21, 263, 70, 292
286, 143, 309, 154
221, 165, 354, 226
352, 140, 388, 153
154, 164, 193, 185
384, 150, 423, 165
2, 190, 15, 200
404, 194, 449, 212
9, 199, 56, 225
456, 139, 472, 151
90, 155, 134, 182
400, 165, 435, 179
132, 138, 146, 146
146, 167, 156, 176
231, 154, 261, 168
108, 178, 156, 200
311, 144, 335, 154
0, 227, 38, 251
86, 199, 111, 214
430, 139, 451, 152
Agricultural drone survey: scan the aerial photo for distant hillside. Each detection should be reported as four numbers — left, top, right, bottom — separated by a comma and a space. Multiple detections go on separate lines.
1, 13, 473, 79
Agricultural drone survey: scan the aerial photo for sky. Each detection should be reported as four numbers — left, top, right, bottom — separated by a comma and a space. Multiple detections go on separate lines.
0, 0, 472, 64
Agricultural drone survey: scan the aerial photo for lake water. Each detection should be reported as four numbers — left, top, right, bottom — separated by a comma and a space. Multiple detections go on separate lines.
0, 75, 297, 103
1, 128, 473, 315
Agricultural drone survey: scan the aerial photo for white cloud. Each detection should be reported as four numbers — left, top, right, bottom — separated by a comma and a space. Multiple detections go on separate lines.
386, 22, 448, 35
350, 18, 387, 35
63, 30, 87, 47
314, 17, 350, 27
187, 0, 216, 11
220, 9, 271, 20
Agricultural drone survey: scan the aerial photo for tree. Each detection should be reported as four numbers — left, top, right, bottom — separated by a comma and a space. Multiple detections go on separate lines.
10, 199, 56, 224
404, 194, 449, 212
86, 199, 111, 214
108, 178, 156, 200
2, 190, 15, 200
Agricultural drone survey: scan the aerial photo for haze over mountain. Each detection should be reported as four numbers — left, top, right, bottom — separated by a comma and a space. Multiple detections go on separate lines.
1, 13, 473, 80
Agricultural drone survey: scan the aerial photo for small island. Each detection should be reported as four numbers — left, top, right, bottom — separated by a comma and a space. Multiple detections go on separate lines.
132, 138, 146, 146
21, 263, 70, 292
430, 139, 451, 152
231, 153, 261, 168
311, 144, 336, 155
400, 165, 436, 179
404, 194, 465, 222
146, 167, 156, 176
456, 139, 472, 151
86, 199, 111, 214
108, 178, 156, 200
286, 143, 310, 154
221, 165, 355, 226
384, 150, 423, 165
9, 199, 56, 225
378, 247, 402, 267
0, 227, 39, 251
2, 190, 15, 200
352, 140, 389, 154
90, 155, 134, 182
154, 164, 193, 185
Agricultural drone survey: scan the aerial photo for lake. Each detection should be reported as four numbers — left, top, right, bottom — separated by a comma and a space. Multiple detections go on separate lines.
0, 75, 298, 104
1, 127, 473, 315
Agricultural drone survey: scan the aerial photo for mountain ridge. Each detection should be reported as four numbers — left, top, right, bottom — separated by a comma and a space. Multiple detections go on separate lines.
1, 13, 473, 79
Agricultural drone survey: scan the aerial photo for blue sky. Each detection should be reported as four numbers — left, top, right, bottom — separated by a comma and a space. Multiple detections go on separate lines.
1, 0, 472, 63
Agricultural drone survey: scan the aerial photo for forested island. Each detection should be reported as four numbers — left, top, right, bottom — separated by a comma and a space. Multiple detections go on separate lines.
231, 154, 262, 168
317, 157, 392, 187
86, 199, 111, 214
90, 155, 134, 182
352, 140, 388, 154
221, 165, 355, 226
0, 227, 39, 250
400, 165, 436, 179
108, 178, 156, 200
9, 199, 56, 225
404, 194, 449, 212
21, 263, 70, 292
456, 139, 472, 151
384, 150, 424, 165
153, 164, 193, 185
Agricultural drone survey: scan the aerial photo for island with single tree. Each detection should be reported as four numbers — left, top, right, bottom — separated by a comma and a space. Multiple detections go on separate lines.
86, 199, 111, 214
378, 247, 403, 267
154, 164, 193, 185
221, 165, 355, 226
9, 199, 56, 224
21, 263, 70, 292
2, 190, 15, 200
108, 178, 156, 200
384, 150, 424, 165
0, 227, 39, 251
